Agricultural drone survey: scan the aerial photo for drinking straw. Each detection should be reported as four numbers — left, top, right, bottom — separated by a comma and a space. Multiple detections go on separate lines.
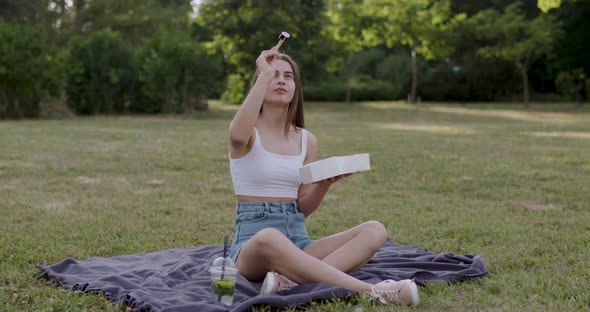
221, 235, 228, 280
216, 235, 229, 303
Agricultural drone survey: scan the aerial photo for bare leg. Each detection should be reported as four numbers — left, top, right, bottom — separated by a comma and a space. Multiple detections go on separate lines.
303, 221, 388, 273
236, 228, 373, 293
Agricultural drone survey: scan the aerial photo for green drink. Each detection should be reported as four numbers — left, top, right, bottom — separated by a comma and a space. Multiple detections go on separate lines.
212, 278, 235, 298
210, 257, 238, 305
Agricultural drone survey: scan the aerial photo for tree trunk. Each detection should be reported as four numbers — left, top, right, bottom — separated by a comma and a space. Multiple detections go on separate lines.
344, 56, 352, 103
576, 75, 586, 106
519, 65, 529, 106
0, 88, 7, 117
182, 68, 189, 113
410, 46, 417, 104
73, 0, 86, 33
345, 82, 351, 103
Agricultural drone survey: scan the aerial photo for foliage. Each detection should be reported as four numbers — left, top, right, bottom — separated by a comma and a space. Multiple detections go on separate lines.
361, 0, 464, 60
372, 49, 412, 99
221, 74, 246, 105
553, 0, 590, 75
304, 78, 346, 101
327, 0, 466, 102
0, 20, 60, 118
134, 29, 223, 113
471, 3, 564, 104
348, 79, 399, 101
555, 68, 587, 102
454, 53, 520, 101
304, 77, 399, 102
1, 0, 590, 109
65, 29, 136, 114
197, 0, 334, 99
473, 4, 562, 64
321, 47, 411, 101
303, 47, 410, 102
74, 0, 192, 43
0, 0, 71, 35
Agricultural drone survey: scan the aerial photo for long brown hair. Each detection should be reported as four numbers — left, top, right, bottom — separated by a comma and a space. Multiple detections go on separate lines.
249, 53, 305, 136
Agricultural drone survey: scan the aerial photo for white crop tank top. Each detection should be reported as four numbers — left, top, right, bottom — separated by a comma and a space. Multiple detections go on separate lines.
229, 128, 307, 198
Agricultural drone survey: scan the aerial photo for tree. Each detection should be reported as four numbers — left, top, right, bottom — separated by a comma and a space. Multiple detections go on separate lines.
0, 20, 59, 118
134, 29, 223, 113
73, 0, 191, 43
0, 0, 74, 46
471, 3, 563, 104
65, 29, 136, 114
328, 0, 465, 103
324, 0, 380, 102
196, 0, 333, 102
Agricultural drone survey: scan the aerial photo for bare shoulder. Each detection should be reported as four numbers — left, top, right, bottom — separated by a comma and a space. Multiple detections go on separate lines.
303, 129, 317, 146
306, 129, 317, 140
303, 129, 318, 163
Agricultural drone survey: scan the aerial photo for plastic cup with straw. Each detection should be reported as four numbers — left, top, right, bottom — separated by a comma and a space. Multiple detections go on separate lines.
210, 235, 238, 305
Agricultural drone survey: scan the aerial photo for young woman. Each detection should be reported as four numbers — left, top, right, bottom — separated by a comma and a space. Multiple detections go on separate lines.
227, 49, 419, 306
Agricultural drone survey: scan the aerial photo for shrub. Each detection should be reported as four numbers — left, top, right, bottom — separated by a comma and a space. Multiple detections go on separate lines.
134, 30, 223, 113
350, 79, 399, 101
304, 78, 399, 102
0, 21, 60, 118
304, 79, 346, 102
65, 29, 136, 114
556, 68, 587, 102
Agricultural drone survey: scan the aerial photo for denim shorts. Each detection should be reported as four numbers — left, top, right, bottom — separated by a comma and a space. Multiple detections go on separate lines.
229, 201, 313, 263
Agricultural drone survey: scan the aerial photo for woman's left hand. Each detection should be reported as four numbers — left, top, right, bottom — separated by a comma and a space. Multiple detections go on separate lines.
313, 173, 353, 187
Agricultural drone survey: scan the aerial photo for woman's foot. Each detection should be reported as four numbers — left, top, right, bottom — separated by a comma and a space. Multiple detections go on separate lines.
259, 272, 299, 295
368, 279, 420, 306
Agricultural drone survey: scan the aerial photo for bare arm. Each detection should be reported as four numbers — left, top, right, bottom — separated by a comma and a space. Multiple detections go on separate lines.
228, 50, 277, 155
296, 132, 351, 217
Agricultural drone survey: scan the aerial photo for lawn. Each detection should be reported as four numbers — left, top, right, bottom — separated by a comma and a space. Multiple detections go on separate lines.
1, 101, 589, 311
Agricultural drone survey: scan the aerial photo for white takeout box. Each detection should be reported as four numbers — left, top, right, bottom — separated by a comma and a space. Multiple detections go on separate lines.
299, 153, 370, 184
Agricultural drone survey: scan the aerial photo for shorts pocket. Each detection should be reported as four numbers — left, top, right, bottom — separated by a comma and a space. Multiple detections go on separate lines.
236, 211, 269, 223
234, 211, 269, 239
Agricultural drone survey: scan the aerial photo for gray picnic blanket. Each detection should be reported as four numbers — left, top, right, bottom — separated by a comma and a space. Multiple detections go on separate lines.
37, 242, 487, 311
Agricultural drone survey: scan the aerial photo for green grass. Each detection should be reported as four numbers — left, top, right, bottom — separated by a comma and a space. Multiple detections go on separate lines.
1, 101, 589, 311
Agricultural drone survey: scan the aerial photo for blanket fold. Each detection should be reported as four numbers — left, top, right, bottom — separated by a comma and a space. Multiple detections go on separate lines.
37, 242, 487, 312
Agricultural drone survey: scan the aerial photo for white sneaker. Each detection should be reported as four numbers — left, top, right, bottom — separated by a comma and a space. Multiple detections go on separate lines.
259, 272, 298, 295
368, 279, 420, 306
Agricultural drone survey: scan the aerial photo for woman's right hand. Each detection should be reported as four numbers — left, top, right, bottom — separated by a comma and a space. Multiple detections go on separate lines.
256, 50, 278, 77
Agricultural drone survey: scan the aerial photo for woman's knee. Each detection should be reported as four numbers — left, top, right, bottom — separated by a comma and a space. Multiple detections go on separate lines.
250, 228, 288, 256
362, 221, 388, 248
